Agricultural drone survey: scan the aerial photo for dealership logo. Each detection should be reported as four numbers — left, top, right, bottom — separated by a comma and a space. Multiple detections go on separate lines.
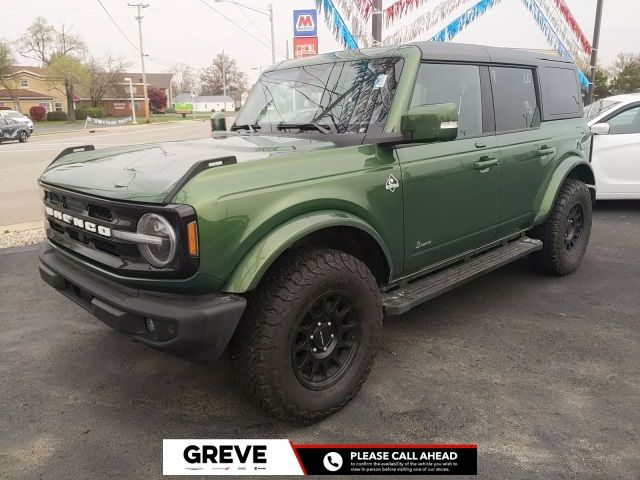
45, 206, 112, 237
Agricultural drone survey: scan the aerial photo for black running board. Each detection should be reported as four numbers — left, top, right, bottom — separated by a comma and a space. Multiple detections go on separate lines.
382, 237, 543, 315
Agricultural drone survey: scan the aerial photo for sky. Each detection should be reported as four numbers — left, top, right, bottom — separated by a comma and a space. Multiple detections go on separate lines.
3, 0, 639, 86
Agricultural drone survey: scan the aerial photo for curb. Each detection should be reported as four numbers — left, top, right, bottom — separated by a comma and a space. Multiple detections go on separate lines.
0, 244, 39, 255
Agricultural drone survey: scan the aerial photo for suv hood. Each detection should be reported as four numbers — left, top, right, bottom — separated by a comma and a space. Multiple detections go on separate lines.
40, 134, 336, 203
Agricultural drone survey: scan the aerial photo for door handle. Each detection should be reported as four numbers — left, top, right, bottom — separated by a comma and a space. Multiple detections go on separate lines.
537, 146, 557, 157
474, 157, 499, 170
475, 141, 486, 148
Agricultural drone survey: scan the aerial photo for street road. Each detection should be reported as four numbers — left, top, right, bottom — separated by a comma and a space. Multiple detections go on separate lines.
0, 120, 211, 226
1, 202, 639, 479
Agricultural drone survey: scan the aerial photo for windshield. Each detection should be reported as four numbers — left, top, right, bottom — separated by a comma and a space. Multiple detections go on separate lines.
584, 99, 620, 121
234, 57, 403, 134
5, 112, 24, 119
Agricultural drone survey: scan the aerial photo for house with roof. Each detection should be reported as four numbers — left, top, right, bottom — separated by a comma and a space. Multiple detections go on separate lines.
0, 66, 68, 114
75, 72, 174, 117
173, 93, 236, 112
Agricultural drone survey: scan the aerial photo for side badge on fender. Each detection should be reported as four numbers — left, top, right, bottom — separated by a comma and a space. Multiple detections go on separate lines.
386, 174, 399, 193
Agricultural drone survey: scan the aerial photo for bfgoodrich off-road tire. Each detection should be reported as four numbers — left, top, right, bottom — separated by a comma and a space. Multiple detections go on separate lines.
229, 248, 383, 424
528, 178, 592, 275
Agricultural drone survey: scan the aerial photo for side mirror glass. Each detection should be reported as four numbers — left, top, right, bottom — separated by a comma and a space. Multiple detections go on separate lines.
590, 122, 610, 135
400, 103, 458, 143
210, 112, 226, 132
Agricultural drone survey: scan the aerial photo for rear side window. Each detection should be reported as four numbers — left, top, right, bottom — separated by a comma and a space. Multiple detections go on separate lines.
543, 67, 581, 117
410, 63, 482, 139
490, 67, 540, 132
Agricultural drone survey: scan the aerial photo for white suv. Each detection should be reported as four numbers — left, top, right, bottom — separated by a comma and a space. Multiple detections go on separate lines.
0, 110, 34, 133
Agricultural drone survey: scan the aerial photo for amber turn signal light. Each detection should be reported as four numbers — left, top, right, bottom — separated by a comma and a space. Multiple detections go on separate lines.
186, 221, 199, 257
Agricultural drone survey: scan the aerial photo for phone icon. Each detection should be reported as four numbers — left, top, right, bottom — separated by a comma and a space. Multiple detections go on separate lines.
323, 452, 343, 471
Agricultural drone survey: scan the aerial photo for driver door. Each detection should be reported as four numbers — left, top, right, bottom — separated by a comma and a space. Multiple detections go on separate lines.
396, 63, 501, 274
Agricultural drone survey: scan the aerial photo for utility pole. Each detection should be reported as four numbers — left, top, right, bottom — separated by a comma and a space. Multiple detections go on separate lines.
129, 3, 150, 122
221, 50, 226, 97
268, 4, 275, 64
372, 0, 382, 46
586, 0, 605, 105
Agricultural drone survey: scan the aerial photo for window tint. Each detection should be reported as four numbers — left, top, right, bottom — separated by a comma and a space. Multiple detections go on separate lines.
544, 67, 581, 117
410, 63, 482, 139
491, 67, 540, 131
608, 106, 640, 134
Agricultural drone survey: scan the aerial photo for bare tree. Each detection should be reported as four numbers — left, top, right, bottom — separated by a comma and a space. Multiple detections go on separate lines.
609, 52, 640, 76
0, 40, 21, 110
171, 62, 197, 96
86, 53, 130, 107
16, 17, 56, 65
199, 53, 246, 101
17, 18, 87, 120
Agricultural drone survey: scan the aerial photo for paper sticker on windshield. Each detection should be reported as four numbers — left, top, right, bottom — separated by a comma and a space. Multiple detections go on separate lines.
373, 74, 388, 89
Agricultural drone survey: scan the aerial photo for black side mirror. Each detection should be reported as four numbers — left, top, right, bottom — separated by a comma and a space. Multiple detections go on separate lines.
210, 112, 226, 132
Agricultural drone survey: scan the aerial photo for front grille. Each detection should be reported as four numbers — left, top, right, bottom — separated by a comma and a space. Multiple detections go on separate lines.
41, 185, 198, 278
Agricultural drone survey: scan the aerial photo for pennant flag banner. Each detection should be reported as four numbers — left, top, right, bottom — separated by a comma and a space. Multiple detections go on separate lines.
333, 0, 375, 46
429, 0, 502, 42
535, 0, 589, 70
383, 0, 478, 45
355, 0, 375, 20
553, 0, 591, 54
316, 0, 359, 49
384, 0, 428, 27
520, 0, 589, 87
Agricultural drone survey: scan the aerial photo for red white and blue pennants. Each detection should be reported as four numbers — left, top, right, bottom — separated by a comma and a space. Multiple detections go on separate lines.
315, 0, 591, 88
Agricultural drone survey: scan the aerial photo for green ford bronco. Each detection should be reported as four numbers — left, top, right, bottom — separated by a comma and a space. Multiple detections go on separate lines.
38, 42, 594, 423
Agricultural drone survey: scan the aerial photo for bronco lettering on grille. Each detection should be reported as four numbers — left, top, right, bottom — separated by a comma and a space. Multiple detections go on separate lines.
45, 206, 112, 238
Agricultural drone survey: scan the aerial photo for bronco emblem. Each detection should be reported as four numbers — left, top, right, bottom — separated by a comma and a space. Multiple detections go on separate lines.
386, 174, 399, 192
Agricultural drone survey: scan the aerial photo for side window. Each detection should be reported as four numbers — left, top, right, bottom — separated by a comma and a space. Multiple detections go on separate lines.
543, 67, 581, 117
607, 106, 640, 134
410, 63, 482, 139
491, 67, 540, 132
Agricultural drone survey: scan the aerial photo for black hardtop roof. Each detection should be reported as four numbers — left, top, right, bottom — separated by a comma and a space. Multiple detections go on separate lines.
410, 41, 571, 66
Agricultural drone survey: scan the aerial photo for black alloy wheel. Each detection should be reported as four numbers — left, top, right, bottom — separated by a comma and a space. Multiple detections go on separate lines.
564, 203, 584, 253
291, 292, 360, 390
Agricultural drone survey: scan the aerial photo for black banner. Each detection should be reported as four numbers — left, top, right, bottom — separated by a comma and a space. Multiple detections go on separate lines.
292, 444, 477, 475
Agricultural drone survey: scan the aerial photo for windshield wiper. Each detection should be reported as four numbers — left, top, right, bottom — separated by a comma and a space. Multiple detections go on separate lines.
230, 124, 261, 132
276, 122, 332, 134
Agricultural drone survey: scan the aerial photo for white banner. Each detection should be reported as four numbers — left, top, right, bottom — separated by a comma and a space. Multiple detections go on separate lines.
163, 439, 304, 476
84, 115, 133, 128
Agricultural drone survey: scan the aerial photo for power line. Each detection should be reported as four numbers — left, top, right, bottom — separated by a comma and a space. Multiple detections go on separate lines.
96, 0, 179, 71
96, 0, 140, 52
199, 0, 284, 57
234, 4, 270, 42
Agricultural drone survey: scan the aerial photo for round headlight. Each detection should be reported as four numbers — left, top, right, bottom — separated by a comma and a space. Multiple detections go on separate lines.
137, 213, 177, 267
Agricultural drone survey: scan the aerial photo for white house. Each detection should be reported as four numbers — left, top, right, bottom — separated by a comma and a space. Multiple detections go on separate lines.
173, 93, 236, 112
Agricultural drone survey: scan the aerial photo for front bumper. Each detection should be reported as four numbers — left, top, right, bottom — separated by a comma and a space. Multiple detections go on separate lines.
38, 241, 246, 363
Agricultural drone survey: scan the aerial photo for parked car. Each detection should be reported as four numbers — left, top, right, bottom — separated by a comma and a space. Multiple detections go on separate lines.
38, 42, 594, 424
586, 93, 640, 199
0, 109, 34, 133
0, 117, 31, 143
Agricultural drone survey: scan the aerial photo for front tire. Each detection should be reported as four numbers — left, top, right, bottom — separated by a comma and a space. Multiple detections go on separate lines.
18, 131, 28, 143
230, 248, 383, 424
528, 178, 592, 275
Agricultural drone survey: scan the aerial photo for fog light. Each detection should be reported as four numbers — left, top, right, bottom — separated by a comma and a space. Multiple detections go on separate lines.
145, 318, 156, 336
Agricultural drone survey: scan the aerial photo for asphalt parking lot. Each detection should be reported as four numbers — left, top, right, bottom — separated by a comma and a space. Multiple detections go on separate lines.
0, 201, 638, 480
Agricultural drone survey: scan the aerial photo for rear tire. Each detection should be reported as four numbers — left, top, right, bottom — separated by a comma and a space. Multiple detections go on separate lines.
230, 247, 383, 424
528, 178, 592, 275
